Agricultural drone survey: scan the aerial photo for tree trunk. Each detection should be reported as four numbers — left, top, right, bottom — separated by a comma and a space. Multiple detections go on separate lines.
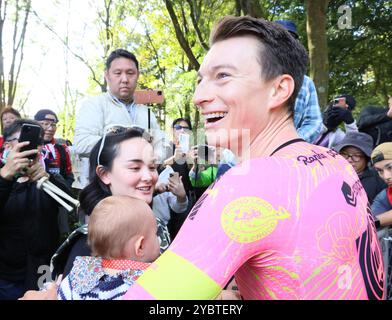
239, 0, 266, 18
304, 0, 330, 108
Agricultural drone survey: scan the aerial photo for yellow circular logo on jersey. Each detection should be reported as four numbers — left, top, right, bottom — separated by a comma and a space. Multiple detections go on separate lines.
221, 197, 291, 243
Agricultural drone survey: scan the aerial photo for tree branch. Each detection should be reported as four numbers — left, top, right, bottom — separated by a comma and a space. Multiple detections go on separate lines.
186, 0, 208, 51
32, 9, 105, 91
164, 0, 200, 71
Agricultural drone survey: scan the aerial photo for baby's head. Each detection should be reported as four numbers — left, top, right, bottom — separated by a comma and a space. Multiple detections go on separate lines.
88, 195, 160, 262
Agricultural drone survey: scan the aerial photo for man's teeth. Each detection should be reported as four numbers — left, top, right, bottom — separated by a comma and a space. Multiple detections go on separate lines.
205, 112, 228, 120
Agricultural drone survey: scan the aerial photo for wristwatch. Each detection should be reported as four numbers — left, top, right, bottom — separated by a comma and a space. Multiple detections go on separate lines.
374, 218, 381, 229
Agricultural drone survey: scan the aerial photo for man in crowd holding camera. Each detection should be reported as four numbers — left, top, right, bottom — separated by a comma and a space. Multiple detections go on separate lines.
73, 49, 166, 190
315, 94, 359, 148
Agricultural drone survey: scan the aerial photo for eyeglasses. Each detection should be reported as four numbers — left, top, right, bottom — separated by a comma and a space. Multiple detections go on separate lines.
174, 125, 190, 131
340, 152, 364, 162
97, 125, 152, 166
39, 121, 57, 129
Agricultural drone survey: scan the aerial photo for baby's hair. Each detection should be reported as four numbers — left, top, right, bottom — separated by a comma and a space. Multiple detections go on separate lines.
88, 195, 154, 259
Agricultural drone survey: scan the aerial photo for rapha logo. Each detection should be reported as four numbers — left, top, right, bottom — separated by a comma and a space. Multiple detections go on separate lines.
341, 180, 363, 207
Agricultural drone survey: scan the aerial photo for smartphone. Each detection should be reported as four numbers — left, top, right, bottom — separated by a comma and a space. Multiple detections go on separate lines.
178, 133, 190, 152
18, 123, 42, 159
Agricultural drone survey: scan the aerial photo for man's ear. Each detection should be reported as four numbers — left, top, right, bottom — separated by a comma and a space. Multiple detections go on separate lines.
96, 165, 110, 185
269, 74, 295, 110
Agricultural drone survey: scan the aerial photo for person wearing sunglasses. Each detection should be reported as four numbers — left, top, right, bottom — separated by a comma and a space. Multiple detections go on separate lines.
0, 119, 71, 299
73, 49, 166, 191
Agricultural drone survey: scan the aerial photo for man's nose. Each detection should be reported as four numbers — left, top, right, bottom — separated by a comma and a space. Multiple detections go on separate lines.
192, 80, 214, 109
140, 167, 153, 182
120, 73, 128, 83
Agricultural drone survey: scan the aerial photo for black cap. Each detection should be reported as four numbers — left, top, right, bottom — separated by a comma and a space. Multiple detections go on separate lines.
34, 109, 58, 122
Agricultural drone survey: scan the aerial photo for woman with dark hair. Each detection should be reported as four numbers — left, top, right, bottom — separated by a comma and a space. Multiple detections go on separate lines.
0, 108, 21, 152
49, 126, 170, 280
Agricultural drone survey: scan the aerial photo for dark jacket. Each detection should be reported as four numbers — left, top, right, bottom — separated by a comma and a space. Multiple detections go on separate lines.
0, 174, 69, 290
359, 167, 387, 205
357, 106, 392, 146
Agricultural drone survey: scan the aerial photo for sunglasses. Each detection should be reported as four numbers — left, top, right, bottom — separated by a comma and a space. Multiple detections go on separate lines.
97, 125, 152, 166
174, 125, 190, 131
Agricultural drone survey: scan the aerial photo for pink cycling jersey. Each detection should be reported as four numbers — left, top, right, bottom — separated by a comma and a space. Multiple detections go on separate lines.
124, 142, 385, 300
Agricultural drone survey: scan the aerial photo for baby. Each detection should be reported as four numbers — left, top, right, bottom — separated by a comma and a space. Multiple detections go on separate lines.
57, 195, 160, 300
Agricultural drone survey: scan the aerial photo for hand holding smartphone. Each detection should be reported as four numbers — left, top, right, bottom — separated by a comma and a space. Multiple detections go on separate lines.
18, 124, 42, 160
178, 133, 190, 153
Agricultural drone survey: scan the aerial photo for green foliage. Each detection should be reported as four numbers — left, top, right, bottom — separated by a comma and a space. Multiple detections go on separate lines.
53, 0, 392, 135
327, 0, 392, 110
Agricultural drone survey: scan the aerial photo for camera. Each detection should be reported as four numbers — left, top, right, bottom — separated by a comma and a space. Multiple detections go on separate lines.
134, 89, 164, 104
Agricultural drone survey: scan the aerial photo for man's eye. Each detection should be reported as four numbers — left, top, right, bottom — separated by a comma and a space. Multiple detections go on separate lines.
217, 72, 229, 79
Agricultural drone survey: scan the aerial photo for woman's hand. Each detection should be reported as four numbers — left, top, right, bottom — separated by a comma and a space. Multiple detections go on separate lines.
0, 142, 38, 180
26, 159, 49, 182
167, 172, 186, 201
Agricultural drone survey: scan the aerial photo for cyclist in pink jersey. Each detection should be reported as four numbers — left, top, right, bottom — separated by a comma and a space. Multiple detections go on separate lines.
123, 16, 385, 300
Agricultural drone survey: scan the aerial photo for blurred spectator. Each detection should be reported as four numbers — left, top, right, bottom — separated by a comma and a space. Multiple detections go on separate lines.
315, 94, 358, 148
0, 108, 21, 152
34, 109, 74, 188
35, 109, 74, 237
370, 142, 392, 226
334, 131, 386, 204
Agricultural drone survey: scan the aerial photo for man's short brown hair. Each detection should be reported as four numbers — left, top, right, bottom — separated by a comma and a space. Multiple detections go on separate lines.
210, 16, 308, 112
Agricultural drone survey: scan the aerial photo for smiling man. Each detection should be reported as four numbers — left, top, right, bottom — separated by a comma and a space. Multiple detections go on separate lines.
123, 16, 384, 300
73, 49, 165, 189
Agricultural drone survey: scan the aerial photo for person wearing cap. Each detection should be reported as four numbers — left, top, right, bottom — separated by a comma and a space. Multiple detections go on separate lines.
34, 109, 74, 189
73, 49, 167, 190
370, 142, 392, 227
315, 94, 359, 148
35, 109, 75, 238
334, 131, 386, 204
275, 20, 323, 144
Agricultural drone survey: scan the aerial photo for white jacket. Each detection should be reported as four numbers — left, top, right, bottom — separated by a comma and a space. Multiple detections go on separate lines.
72, 92, 166, 188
